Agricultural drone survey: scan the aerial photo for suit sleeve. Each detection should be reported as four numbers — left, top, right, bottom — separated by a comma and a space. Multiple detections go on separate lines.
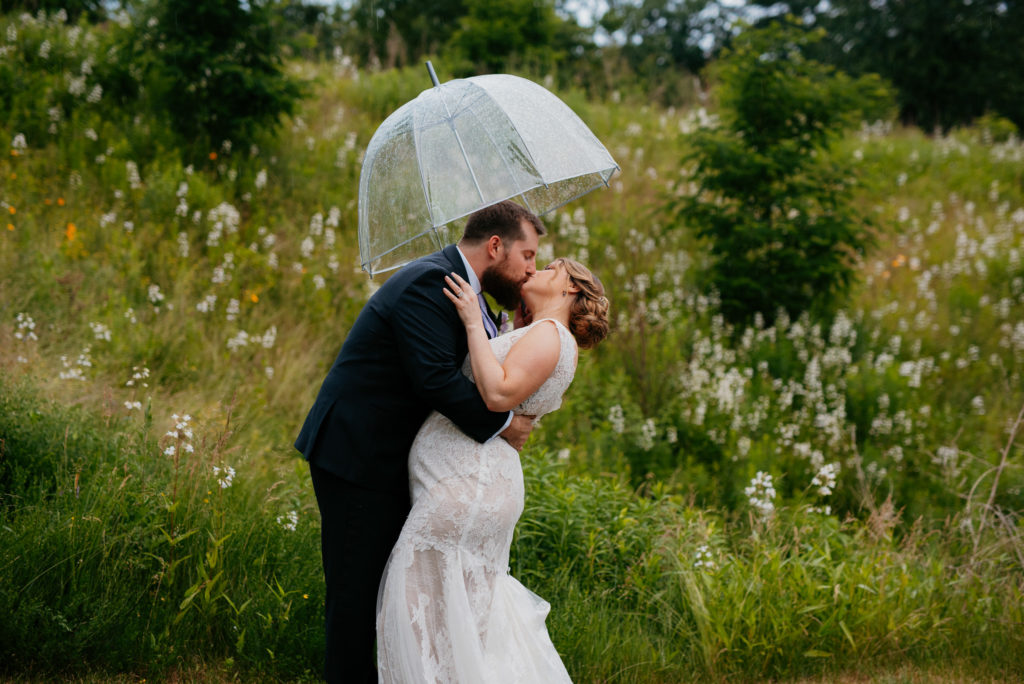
391, 266, 511, 443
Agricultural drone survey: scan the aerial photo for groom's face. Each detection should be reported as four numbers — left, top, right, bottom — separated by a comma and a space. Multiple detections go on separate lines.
482, 220, 539, 310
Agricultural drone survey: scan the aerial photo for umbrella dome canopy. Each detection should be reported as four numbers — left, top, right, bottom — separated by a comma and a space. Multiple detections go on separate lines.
358, 73, 618, 276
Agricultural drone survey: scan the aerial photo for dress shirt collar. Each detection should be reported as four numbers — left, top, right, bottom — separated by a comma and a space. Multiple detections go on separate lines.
455, 245, 483, 295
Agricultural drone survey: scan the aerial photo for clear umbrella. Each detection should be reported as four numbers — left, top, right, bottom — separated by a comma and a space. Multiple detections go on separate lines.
358, 63, 619, 276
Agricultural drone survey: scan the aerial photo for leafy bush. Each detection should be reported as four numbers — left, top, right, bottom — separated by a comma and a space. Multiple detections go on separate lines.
133, 0, 305, 160
669, 19, 894, 325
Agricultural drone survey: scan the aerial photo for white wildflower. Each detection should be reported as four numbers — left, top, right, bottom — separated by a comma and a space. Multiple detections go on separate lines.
276, 510, 298, 532
608, 405, 625, 434
89, 321, 111, 342
744, 471, 776, 519
810, 462, 839, 497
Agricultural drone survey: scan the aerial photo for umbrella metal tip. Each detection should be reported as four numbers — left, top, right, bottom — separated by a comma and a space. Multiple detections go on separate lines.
425, 61, 440, 88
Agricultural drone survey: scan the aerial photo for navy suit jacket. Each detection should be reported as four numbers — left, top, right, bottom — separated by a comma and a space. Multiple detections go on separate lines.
295, 244, 510, 495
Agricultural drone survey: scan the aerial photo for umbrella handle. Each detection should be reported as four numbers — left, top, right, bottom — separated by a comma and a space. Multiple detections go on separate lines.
425, 61, 440, 88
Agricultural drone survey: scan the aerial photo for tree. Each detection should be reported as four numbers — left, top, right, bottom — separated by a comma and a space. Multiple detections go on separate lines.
136, 0, 304, 159
750, 0, 1024, 131
670, 19, 893, 325
445, 0, 571, 74
599, 0, 731, 76
344, 0, 467, 67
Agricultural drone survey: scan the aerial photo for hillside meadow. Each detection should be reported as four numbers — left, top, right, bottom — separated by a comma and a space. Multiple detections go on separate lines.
1, 10, 1023, 683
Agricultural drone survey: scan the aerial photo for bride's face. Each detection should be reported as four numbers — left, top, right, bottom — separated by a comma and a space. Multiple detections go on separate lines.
521, 260, 572, 308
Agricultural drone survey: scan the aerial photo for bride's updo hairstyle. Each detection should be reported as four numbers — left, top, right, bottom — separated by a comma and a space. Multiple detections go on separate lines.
556, 258, 610, 349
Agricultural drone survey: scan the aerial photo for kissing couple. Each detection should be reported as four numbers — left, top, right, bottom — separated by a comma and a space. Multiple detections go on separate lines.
295, 200, 610, 682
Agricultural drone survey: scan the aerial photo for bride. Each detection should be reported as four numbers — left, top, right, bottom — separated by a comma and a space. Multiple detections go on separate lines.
376, 257, 610, 683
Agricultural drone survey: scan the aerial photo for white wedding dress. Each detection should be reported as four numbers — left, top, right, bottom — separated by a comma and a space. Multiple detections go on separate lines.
376, 319, 577, 683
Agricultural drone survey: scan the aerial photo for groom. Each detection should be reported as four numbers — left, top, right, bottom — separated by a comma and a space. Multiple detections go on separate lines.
295, 200, 546, 683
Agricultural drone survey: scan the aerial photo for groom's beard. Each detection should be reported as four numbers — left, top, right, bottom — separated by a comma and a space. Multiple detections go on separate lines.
481, 260, 525, 311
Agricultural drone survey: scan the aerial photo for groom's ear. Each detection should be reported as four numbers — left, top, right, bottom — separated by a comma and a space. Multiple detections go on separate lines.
486, 235, 503, 261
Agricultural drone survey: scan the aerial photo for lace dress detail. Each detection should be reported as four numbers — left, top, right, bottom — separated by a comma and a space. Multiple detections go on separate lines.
377, 319, 577, 683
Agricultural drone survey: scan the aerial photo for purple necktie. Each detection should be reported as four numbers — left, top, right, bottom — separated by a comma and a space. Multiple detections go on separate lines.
477, 292, 498, 338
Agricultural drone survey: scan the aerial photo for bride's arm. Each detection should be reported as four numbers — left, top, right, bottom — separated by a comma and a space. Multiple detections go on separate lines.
444, 273, 560, 412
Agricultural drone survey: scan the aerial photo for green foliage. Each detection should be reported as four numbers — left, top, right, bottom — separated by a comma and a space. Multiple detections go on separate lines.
754, 0, 1024, 132
599, 0, 727, 76
134, 0, 305, 159
0, 375, 322, 677
445, 0, 566, 75
514, 452, 1024, 680
670, 20, 894, 325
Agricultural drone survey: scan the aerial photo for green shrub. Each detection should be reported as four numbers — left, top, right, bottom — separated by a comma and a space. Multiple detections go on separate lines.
669, 19, 894, 325
133, 0, 305, 160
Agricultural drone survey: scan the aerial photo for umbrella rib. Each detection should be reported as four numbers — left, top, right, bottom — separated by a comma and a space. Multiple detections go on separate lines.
437, 84, 486, 205
464, 104, 540, 216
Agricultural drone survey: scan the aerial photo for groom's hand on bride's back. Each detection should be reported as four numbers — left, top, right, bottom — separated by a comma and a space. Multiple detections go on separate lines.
501, 414, 535, 451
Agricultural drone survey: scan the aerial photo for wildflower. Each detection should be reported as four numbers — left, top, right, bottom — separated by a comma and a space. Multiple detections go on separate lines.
884, 445, 904, 463
637, 418, 656, 451
125, 401, 143, 411
608, 405, 625, 434
148, 284, 165, 306
58, 347, 92, 381
971, 396, 985, 415
86, 84, 102, 104
124, 307, 137, 324
126, 365, 150, 388
265, 366, 274, 379
313, 274, 326, 290
226, 298, 240, 321
260, 326, 277, 349
693, 544, 716, 571
932, 446, 960, 475
14, 313, 38, 341
89, 321, 111, 342
177, 231, 189, 257
810, 462, 839, 497
227, 331, 250, 351
277, 510, 298, 532
64, 223, 77, 241
196, 294, 217, 313
213, 465, 235, 489
126, 161, 141, 190
209, 152, 218, 161
254, 169, 267, 190
744, 471, 776, 519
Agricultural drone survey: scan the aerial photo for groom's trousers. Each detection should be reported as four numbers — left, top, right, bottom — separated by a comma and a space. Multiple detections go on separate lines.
310, 463, 410, 684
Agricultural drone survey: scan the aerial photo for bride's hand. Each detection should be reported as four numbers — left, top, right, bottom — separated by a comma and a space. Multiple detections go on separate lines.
443, 273, 484, 331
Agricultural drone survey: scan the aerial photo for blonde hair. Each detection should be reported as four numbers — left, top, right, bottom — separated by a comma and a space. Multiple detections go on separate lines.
555, 257, 610, 350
